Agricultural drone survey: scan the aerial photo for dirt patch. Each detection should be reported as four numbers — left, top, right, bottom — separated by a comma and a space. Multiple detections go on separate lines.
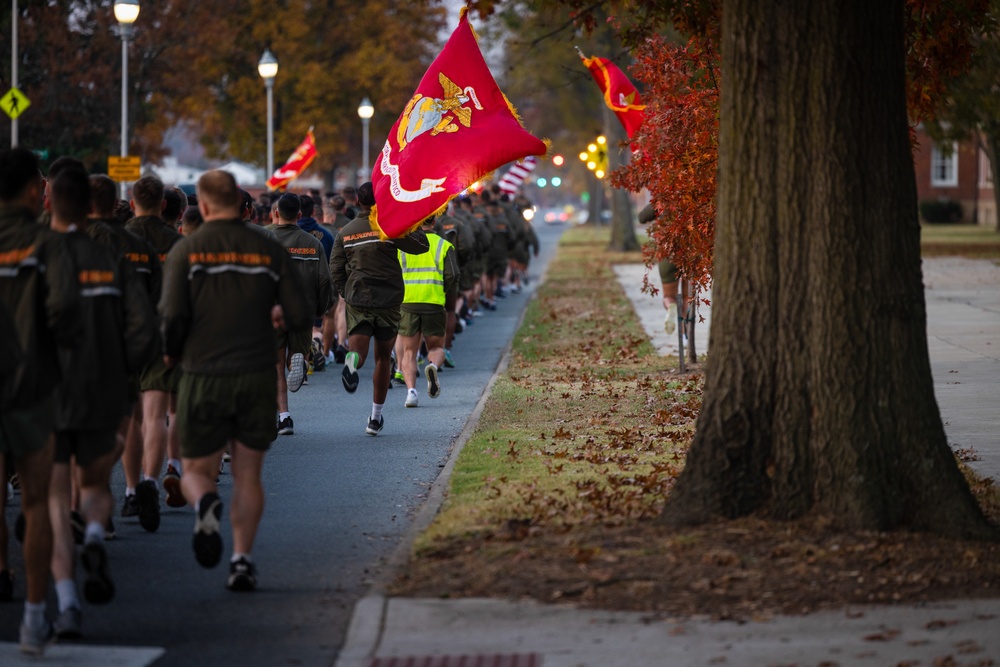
389, 514, 1000, 620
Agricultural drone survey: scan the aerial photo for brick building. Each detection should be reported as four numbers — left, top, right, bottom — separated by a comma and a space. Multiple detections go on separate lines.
913, 125, 995, 225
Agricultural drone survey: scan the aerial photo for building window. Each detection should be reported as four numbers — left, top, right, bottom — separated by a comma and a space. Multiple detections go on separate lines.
931, 142, 959, 187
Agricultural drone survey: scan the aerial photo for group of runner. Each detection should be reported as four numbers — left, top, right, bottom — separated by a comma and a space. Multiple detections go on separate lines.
0, 146, 538, 655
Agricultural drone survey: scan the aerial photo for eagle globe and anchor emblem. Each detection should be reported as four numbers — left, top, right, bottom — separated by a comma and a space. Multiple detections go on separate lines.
380, 72, 484, 203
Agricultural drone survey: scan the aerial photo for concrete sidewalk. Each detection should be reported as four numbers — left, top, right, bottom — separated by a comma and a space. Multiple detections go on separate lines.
336, 257, 1000, 667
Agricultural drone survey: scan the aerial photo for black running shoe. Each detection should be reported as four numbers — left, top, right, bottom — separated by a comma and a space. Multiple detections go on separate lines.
334, 344, 348, 364
365, 415, 384, 436
0, 569, 13, 602
342, 363, 359, 393
227, 556, 257, 592
426, 364, 441, 399
193, 492, 223, 568
121, 494, 139, 518
81, 542, 115, 604
135, 479, 160, 533
70, 510, 85, 545
277, 416, 294, 436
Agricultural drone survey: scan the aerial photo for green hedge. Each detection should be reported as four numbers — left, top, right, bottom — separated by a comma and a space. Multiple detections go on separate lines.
920, 199, 964, 223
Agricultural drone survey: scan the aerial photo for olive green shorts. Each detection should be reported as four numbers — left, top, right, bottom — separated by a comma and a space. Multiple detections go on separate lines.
140, 355, 179, 393
0, 394, 55, 459
55, 428, 117, 466
459, 265, 480, 292
176, 368, 277, 458
658, 259, 679, 286
488, 257, 507, 278
276, 327, 312, 357
346, 304, 400, 342
398, 307, 447, 338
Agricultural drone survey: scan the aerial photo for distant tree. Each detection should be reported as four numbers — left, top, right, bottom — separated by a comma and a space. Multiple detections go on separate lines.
918, 0, 1000, 231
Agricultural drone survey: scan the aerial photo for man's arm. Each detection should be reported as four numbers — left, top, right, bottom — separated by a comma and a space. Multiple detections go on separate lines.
276, 249, 311, 333
329, 234, 347, 297
392, 228, 429, 255
159, 241, 192, 364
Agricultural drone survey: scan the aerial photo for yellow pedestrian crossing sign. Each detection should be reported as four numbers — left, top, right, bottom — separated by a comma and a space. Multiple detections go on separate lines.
2, 88, 30, 120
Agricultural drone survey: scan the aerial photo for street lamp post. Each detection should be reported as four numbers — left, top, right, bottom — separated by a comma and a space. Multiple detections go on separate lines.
258, 49, 278, 183
357, 96, 374, 182
114, 0, 140, 199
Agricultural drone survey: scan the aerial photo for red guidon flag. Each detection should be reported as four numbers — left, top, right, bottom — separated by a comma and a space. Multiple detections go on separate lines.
371, 9, 547, 238
266, 129, 319, 191
578, 50, 646, 139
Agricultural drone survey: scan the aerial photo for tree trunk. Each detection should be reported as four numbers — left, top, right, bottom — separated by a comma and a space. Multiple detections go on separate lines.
661, 0, 996, 539
605, 104, 640, 251
982, 127, 1000, 233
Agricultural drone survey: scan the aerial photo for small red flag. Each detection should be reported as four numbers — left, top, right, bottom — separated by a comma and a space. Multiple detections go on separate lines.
579, 52, 646, 139
371, 9, 548, 238
267, 130, 319, 191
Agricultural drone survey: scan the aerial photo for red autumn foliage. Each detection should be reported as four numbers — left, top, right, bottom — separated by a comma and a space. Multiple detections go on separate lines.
611, 34, 719, 293
608, 0, 989, 292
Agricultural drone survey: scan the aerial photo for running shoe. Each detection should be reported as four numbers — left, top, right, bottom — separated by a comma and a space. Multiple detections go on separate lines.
0, 569, 13, 602
287, 352, 306, 392
53, 605, 82, 640
342, 353, 360, 393
19, 620, 53, 656
135, 479, 161, 533
665, 303, 677, 335
310, 337, 326, 371
163, 465, 185, 508
121, 494, 139, 518
426, 364, 441, 399
366, 415, 384, 436
104, 516, 116, 541
227, 556, 257, 592
334, 344, 348, 364
70, 510, 85, 545
277, 415, 294, 435
81, 542, 115, 604
405, 389, 419, 408
193, 492, 223, 568
454, 318, 464, 334
392, 370, 406, 387
444, 349, 455, 369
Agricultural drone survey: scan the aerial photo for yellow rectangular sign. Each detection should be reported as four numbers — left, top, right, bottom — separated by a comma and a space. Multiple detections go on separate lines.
108, 156, 142, 182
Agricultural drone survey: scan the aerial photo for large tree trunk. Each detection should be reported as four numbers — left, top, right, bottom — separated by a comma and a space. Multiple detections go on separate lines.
605, 104, 640, 251
982, 126, 1000, 233
662, 0, 996, 539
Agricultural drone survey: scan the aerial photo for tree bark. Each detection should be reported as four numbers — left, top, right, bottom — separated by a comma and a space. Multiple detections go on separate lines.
605, 104, 640, 251
661, 0, 997, 539
982, 127, 1000, 233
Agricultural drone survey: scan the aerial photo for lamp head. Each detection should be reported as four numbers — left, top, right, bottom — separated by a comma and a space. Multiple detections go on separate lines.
258, 49, 279, 80
114, 0, 140, 25
358, 97, 374, 120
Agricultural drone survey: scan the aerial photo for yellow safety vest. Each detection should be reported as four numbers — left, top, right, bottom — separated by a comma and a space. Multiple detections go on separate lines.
399, 232, 452, 305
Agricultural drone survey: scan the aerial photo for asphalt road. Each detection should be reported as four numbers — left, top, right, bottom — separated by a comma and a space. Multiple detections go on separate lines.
0, 220, 565, 666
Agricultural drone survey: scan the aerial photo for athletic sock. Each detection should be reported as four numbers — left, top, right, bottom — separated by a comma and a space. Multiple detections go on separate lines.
371, 402, 384, 421
345, 351, 360, 374
278, 412, 290, 420
23, 601, 46, 630
84, 521, 104, 545
55, 579, 79, 613
231, 552, 252, 564
167, 458, 182, 473
125, 487, 135, 497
